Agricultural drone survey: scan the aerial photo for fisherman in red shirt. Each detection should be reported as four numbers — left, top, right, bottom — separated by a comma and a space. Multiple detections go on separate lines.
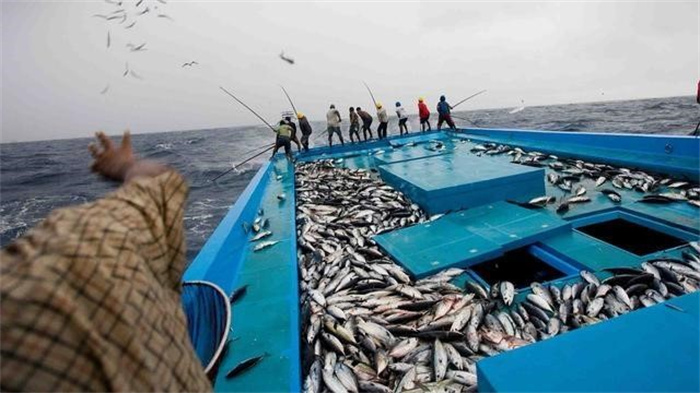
418, 97, 431, 132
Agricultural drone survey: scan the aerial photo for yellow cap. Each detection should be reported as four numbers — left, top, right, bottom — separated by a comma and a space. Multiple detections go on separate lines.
376, 102, 382, 108
296, 112, 304, 118
418, 97, 424, 102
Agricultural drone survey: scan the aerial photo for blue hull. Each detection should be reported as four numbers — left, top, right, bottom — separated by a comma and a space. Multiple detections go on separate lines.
185, 128, 700, 392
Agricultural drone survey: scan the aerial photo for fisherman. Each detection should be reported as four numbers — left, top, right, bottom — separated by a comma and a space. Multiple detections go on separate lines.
0, 131, 212, 392
326, 104, 345, 147
436, 95, 456, 130
376, 102, 389, 139
395, 102, 409, 135
283, 112, 302, 151
297, 112, 313, 152
418, 97, 431, 132
272, 118, 294, 160
349, 107, 361, 143
357, 107, 374, 141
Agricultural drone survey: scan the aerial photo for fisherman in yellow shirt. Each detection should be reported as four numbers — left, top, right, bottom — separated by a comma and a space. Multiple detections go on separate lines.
272, 118, 294, 161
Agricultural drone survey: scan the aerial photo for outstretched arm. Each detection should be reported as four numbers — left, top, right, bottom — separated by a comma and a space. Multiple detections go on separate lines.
88, 131, 169, 182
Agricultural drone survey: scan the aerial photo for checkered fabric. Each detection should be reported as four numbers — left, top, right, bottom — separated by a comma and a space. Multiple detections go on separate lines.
1, 171, 212, 392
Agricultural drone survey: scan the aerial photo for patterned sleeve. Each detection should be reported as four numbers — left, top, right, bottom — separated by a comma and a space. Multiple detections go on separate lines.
0, 170, 212, 392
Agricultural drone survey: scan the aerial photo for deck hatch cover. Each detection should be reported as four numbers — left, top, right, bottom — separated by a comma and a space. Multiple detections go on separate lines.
576, 218, 686, 256
470, 246, 566, 289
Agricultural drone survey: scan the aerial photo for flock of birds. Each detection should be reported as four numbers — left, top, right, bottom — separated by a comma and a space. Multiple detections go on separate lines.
94, 0, 177, 93
94, 0, 296, 95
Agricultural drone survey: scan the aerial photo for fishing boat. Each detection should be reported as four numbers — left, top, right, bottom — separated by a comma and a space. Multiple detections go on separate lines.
184, 127, 700, 392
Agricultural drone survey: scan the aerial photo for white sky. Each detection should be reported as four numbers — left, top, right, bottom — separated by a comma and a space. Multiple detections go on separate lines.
2, 0, 698, 142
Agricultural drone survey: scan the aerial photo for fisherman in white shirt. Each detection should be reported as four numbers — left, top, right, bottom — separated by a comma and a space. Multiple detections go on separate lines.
326, 104, 345, 147
395, 102, 409, 135
376, 103, 389, 140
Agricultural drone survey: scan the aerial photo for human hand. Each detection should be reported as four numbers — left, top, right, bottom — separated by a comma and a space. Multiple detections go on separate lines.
88, 131, 136, 181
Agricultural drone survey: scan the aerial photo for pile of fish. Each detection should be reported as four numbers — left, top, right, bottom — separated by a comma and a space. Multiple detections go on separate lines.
295, 159, 700, 393
469, 142, 700, 212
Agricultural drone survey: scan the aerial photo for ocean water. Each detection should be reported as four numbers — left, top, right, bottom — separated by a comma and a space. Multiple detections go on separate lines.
1, 95, 697, 261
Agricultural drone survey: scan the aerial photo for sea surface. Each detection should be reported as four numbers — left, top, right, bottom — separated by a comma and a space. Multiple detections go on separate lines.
1, 96, 697, 262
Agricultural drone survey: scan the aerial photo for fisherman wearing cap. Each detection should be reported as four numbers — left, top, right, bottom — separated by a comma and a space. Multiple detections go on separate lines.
348, 107, 361, 143
418, 97, 431, 132
376, 102, 389, 139
283, 112, 302, 151
395, 102, 409, 135
272, 118, 294, 161
436, 95, 456, 130
356, 107, 373, 141
326, 104, 345, 147
297, 112, 313, 152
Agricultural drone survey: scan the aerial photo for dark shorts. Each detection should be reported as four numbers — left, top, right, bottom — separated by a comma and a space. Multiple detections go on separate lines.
420, 116, 430, 123
328, 126, 342, 137
438, 114, 455, 128
399, 118, 408, 126
362, 120, 373, 129
276, 135, 291, 152
350, 123, 359, 133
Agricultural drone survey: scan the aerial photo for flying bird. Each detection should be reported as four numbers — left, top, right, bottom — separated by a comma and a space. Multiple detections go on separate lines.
279, 51, 295, 65
129, 42, 147, 52
137, 7, 150, 15
107, 31, 111, 48
157, 13, 174, 21
136, 0, 144, 6
125, 21, 136, 29
123, 62, 130, 77
182, 61, 199, 68
100, 85, 110, 95
129, 70, 144, 80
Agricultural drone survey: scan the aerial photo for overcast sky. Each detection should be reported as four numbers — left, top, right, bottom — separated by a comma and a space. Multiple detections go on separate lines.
2, 0, 698, 142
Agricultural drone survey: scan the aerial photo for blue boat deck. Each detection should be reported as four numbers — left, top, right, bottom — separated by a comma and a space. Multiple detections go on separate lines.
184, 128, 700, 392
478, 292, 700, 392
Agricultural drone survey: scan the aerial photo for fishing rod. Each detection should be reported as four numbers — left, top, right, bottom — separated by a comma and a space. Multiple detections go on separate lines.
362, 81, 378, 107
280, 86, 299, 118
451, 89, 487, 109
241, 141, 276, 157
209, 145, 275, 182
451, 115, 480, 127
219, 86, 276, 131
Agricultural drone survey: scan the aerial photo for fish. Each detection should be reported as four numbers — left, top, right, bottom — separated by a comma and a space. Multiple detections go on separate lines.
433, 339, 448, 381
499, 281, 515, 305
600, 189, 622, 203
225, 353, 265, 378
253, 240, 279, 251
293, 159, 700, 393
229, 285, 248, 303
250, 230, 272, 241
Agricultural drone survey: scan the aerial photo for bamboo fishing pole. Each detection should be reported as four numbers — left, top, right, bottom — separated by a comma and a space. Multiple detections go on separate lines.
219, 86, 276, 131
362, 81, 378, 107
211, 86, 278, 182
451, 115, 480, 127
280, 86, 299, 118
451, 89, 487, 109
209, 145, 275, 182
